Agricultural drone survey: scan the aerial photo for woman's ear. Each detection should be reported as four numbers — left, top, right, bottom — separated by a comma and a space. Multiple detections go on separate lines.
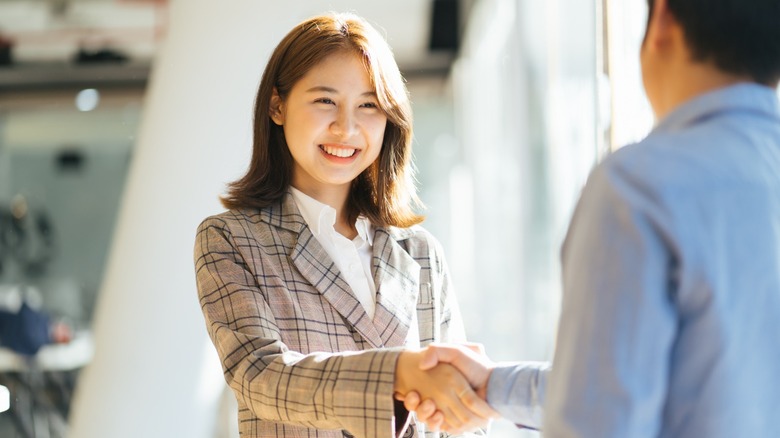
269, 88, 284, 126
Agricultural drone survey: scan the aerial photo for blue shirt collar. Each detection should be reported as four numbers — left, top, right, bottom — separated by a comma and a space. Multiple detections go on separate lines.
654, 83, 780, 134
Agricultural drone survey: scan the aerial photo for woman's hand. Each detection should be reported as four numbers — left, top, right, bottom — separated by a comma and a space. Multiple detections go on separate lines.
394, 350, 497, 434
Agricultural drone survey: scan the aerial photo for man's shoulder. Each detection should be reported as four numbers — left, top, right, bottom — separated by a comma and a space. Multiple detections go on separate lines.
605, 109, 778, 190
578, 133, 704, 222
604, 128, 697, 171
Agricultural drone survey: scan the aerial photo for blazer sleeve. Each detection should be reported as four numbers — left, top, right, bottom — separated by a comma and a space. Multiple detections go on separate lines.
194, 217, 402, 437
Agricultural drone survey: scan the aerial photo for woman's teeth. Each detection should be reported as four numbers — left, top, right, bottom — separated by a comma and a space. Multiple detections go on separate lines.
321, 145, 357, 158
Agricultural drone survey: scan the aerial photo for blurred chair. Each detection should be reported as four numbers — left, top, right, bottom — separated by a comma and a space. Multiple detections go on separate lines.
0, 331, 92, 438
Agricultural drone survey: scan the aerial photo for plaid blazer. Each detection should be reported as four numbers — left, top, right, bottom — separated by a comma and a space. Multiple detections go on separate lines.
194, 192, 476, 438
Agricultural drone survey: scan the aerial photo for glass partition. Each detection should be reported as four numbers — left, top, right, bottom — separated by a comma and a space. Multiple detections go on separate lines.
447, 0, 603, 435
0, 86, 142, 437
0, 88, 142, 324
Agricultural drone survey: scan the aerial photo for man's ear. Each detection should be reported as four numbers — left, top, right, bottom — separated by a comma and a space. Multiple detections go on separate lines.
644, 0, 679, 53
269, 88, 284, 126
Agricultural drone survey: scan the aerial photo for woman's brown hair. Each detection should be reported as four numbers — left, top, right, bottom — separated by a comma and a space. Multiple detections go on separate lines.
221, 12, 423, 228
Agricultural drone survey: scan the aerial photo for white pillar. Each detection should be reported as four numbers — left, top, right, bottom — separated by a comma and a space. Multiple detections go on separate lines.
68, 2, 302, 437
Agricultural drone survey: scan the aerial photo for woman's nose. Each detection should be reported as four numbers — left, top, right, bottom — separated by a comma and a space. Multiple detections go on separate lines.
330, 108, 358, 138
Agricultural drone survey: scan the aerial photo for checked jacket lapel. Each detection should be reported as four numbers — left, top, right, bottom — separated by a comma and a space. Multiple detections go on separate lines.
276, 191, 421, 350
290, 224, 385, 349
275, 193, 383, 348
371, 227, 420, 348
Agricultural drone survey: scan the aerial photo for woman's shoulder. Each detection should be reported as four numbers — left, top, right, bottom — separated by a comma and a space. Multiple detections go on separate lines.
198, 207, 263, 228
196, 206, 281, 238
197, 198, 306, 238
382, 224, 444, 255
381, 222, 427, 240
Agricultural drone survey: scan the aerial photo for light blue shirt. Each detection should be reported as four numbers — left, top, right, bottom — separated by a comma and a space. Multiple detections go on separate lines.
488, 83, 780, 437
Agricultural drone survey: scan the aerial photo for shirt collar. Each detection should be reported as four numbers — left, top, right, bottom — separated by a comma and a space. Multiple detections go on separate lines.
654, 83, 780, 134
355, 215, 374, 246
289, 187, 374, 245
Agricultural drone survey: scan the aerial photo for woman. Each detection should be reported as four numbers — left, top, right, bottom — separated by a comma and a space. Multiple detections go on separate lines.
194, 12, 491, 438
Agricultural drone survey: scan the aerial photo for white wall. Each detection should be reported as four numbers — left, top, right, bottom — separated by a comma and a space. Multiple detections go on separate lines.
67, 1, 289, 436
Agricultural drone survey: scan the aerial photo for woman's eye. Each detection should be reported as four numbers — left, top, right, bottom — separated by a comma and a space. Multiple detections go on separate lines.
315, 98, 335, 105
360, 102, 378, 109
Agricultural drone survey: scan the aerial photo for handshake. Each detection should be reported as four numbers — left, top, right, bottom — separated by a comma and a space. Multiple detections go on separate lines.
393, 343, 499, 435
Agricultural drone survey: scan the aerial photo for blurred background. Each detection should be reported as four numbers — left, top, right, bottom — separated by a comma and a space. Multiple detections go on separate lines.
0, 0, 677, 436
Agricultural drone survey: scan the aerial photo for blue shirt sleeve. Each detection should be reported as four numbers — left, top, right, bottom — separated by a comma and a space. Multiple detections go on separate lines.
487, 361, 550, 430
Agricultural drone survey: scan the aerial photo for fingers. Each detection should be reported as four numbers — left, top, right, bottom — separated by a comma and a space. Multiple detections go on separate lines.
440, 404, 491, 435
395, 352, 494, 434
440, 406, 465, 432
443, 385, 492, 433
458, 386, 500, 420
396, 390, 445, 425
399, 391, 422, 412
400, 392, 445, 432
406, 389, 492, 434
415, 399, 437, 422
418, 366, 491, 433
441, 389, 472, 429
426, 410, 445, 431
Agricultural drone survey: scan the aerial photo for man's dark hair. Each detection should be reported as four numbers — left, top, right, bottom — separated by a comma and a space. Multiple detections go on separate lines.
648, 0, 780, 85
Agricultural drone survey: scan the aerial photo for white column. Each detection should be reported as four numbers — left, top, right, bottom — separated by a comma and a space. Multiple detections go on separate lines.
68, 2, 302, 437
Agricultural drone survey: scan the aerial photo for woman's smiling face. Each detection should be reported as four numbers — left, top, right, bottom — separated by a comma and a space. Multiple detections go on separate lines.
271, 50, 388, 199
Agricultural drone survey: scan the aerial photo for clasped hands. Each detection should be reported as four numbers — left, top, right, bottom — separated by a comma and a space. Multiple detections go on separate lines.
394, 344, 498, 434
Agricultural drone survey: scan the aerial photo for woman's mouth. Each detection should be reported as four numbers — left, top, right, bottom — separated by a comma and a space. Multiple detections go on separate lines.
320, 144, 358, 158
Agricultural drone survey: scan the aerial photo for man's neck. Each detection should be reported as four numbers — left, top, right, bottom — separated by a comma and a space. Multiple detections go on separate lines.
654, 62, 754, 120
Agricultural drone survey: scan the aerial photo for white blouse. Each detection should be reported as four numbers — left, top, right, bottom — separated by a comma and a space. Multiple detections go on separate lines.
290, 187, 377, 319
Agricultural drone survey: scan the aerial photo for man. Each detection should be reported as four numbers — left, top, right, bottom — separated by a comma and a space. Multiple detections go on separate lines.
397, 0, 780, 436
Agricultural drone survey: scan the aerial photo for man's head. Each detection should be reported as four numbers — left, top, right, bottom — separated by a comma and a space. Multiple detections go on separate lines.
641, 0, 780, 117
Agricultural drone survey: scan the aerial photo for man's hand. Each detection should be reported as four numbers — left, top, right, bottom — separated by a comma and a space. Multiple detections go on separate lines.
419, 343, 495, 399
396, 344, 498, 432
394, 350, 496, 434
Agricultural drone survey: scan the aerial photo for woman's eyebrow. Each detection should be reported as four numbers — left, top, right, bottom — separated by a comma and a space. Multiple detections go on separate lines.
305, 86, 337, 93
305, 86, 376, 97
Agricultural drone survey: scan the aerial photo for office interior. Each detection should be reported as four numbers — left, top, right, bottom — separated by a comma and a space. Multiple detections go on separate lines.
2, 1, 775, 437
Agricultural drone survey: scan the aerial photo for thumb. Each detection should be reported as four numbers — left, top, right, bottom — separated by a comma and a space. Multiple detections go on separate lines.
418, 346, 441, 370
418, 344, 460, 370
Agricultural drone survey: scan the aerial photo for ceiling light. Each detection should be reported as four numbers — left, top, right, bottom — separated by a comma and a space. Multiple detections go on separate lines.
75, 88, 100, 112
